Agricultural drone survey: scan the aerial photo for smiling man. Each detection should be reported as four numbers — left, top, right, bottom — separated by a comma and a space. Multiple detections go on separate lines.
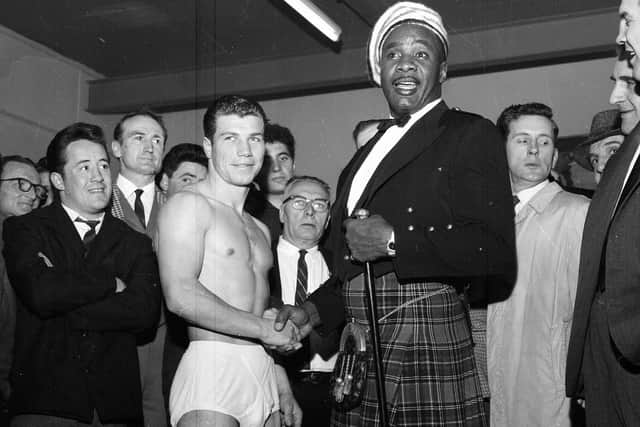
158, 96, 302, 427
274, 2, 516, 425
566, 0, 640, 424
3, 123, 161, 426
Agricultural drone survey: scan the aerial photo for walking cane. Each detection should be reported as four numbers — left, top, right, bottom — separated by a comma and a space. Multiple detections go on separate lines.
353, 208, 389, 426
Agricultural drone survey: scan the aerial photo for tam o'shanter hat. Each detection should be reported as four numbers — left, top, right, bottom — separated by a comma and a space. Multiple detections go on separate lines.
574, 109, 623, 170
368, 2, 449, 86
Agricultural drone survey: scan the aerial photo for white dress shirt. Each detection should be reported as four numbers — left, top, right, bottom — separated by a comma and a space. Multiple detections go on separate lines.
116, 174, 155, 226
347, 98, 443, 215
61, 204, 105, 239
277, 237, 336, 372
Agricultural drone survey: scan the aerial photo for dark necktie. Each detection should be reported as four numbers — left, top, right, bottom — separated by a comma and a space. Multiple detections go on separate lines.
134, 189, 146, 228
513, 195, 520, 206
75, 217, 100, 248
295, 249, 308, 306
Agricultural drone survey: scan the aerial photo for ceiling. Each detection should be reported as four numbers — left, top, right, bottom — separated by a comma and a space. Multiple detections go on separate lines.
0, 0, 621, 112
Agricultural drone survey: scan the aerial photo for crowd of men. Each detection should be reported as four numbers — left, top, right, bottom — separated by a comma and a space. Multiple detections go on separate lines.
2, 1, 640, 426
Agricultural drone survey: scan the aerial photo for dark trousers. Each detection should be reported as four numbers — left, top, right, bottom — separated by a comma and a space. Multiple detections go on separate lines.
291, 372, 332, 427
583, 292, 640, 426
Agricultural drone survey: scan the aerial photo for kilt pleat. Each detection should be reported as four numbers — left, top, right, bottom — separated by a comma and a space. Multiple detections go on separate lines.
330, 272, 486, 426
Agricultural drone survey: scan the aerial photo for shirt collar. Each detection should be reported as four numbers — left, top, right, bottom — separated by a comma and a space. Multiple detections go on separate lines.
515, 180, 549, 213
61, 203, 105, 223
392, 98, 443, 129
116, 174, 155, 198
278, 236, 320, 255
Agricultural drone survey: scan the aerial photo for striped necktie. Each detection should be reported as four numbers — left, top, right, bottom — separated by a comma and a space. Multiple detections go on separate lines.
295, 249, 308, 306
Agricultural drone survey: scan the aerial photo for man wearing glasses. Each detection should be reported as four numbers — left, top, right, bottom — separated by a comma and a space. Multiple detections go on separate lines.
270, 176, 338, 427
0, 155, 44, 418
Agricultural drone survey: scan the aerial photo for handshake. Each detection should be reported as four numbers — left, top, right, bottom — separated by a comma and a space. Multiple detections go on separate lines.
261, 304, 315, 353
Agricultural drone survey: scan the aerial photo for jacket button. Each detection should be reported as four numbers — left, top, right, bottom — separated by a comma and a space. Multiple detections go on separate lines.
437, 167, 443, 172
408, 225, 414, 231
446, 224, 453, 230
428, 226, 435, 232
407, 207, 414, 213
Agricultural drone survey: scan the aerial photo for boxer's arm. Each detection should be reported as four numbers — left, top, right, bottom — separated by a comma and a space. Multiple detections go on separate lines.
157, 191, 298, 347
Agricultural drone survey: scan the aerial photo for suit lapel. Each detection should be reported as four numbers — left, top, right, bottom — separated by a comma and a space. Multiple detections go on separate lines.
613, 128, 640, 215
112, 185, 146, 234
333, 130, 385, 219
86, 212, 123, 263
49, 203, 86, 260
356, 102, 448, 209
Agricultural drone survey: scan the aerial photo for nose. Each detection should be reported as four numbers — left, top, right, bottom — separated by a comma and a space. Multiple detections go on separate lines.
89, 166, 104, 182
271, 158, 281, 172
595, 159, 606, 173
396, 56, 416, 72
304, 202, 316, 216
616, 20, 627, 46
237, 138, 252, 157
527, 140, 539, 155
610, 82, 624, 105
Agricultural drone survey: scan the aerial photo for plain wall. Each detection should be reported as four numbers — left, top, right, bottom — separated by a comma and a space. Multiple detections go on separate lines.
158, 56, 617, 192
0, 25, 118, 162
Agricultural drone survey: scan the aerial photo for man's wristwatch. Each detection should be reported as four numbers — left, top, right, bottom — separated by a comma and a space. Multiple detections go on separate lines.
386, 231, 396, 256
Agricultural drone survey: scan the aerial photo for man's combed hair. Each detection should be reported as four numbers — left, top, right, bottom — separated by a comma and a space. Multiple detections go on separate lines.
155, 143, 208, 187
47, 122, 107, 174
203, 95, 267, 140
285, 175, 331, 198
496, 102, 559, 140
113, 108, 167, 143
265, 123, 296, 160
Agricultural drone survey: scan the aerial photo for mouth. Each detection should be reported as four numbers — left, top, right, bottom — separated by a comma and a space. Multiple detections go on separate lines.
393, 77, 419, 94
87, 187, 106, 194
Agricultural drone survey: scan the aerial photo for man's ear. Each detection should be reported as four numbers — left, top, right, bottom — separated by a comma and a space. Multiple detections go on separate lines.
552, 148, 559, 170
203, 137, 213, 159
159, 173, 169, 193
50, 172, 65, 191
111, 140, 122, 159
279, 203, 286, 224
439, 61, 448, 84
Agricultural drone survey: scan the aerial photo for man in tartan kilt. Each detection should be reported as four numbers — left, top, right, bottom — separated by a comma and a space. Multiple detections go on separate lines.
275, 2, 516, 425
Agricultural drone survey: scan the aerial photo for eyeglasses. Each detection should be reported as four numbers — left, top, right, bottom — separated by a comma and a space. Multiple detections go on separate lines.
283, 195, 330, 212
0, 178, 48, 200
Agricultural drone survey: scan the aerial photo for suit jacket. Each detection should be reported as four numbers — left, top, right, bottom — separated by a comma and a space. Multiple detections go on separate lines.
566, 123, 640, 397
309, 102, 516, 333
110, 184, 164, 237
2, 202, 161, 423
269, 242, 339, 371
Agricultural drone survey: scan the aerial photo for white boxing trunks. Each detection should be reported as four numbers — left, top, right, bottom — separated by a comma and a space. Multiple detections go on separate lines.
169, 340, 279, 426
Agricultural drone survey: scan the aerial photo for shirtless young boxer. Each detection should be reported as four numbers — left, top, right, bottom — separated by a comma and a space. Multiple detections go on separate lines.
157, 95, 302, 427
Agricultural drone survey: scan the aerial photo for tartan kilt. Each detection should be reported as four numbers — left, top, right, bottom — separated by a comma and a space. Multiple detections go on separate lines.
331, 272, 486, 427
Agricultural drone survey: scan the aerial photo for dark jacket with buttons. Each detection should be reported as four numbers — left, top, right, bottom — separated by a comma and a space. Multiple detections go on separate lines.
2, 202, 161, 423
309, 101, 516, 333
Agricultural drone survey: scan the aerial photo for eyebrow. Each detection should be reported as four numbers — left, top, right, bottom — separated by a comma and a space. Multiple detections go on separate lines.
511, 132, 553, 139
383, 38, 432, 50
176, 172, 198, 179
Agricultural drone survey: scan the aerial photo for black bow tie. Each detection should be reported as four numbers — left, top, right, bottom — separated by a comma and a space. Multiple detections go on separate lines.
377, 114, 411, 133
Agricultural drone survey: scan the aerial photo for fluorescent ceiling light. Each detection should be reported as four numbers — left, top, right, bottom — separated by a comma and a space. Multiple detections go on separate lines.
283, 0, 342, 42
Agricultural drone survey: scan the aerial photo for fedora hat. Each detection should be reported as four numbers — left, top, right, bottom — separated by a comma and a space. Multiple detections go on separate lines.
574, 109, 623, 171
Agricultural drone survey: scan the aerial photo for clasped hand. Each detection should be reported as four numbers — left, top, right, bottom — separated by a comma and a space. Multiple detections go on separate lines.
262, 308, 302, 352
343, 214, 393, 262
